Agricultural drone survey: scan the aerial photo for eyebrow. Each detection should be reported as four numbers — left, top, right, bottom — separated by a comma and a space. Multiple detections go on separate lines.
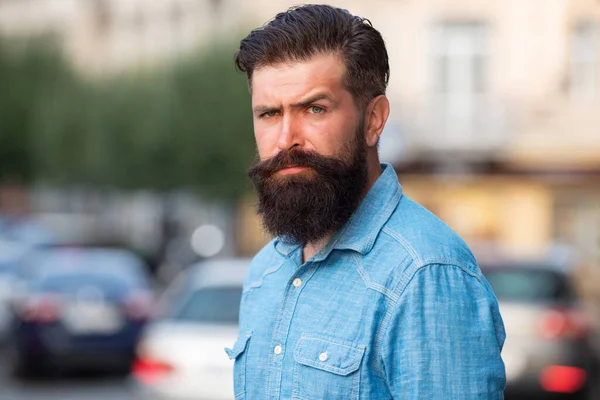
252, 93, 335, 114
290, 93, 335, 108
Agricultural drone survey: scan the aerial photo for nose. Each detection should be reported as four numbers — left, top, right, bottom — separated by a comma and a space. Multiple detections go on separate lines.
277, 114, 303, 152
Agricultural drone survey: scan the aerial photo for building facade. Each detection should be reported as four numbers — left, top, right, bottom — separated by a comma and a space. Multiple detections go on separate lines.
1, 0, 599, 268
0, 0, 239, 75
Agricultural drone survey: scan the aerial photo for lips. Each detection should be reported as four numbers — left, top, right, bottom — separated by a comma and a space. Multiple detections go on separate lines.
277, 165, 311, 175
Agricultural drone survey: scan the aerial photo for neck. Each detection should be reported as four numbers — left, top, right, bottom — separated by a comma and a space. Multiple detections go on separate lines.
302, 237, 330, 263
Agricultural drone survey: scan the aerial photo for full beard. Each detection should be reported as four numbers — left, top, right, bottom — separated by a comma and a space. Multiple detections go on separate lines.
248, 124, 369, 246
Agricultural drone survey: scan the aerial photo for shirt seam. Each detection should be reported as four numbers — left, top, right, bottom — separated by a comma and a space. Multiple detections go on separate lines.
376, 262, 485, 382
381, 226, 424, 266
352, 253, 399, 302
244, 259, 286, 293
335, 184, 402, 253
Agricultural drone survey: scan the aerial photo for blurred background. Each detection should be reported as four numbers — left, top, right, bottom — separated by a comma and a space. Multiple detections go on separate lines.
1, 0, 600, 399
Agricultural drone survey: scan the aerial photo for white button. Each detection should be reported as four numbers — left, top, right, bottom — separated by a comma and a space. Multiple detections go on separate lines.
292, 278, 302, 288
319, 352, 328, 362
274, 345, 282, 355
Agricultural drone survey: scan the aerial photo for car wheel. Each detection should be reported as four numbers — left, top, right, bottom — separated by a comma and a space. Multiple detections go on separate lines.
8, 346, 42, 379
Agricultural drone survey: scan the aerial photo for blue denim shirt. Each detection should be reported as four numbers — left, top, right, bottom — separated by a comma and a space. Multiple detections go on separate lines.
227, 163, 506, 399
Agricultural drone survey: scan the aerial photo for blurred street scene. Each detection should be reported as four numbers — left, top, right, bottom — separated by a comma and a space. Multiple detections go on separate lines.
1, 0, 600, 399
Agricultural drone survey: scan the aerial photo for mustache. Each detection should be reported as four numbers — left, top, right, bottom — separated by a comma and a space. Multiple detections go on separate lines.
248, 149, 348, 180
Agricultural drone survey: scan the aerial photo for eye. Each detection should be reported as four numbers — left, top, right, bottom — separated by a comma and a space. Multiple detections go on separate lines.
260, 110, 279, 119
308, 106, 325, 115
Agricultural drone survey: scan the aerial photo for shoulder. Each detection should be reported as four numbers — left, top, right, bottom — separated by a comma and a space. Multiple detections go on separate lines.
384, 194, 477, 268
362, 194, 482, 296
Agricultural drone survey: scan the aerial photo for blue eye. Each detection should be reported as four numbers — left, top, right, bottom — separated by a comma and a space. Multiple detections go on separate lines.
261, 111, 278, 118
309, 106, 324, 114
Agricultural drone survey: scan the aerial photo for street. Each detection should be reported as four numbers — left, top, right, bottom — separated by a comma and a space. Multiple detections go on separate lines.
0, 355, 135, 400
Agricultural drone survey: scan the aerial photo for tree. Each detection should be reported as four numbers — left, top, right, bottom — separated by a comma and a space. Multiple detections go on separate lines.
0, 38, 78, 183
1, 37, 257, 200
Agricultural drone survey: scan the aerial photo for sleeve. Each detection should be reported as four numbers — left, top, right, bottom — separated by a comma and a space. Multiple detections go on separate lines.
380, 264, 506, 399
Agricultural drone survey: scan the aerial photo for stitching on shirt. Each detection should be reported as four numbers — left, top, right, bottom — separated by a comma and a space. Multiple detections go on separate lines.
299, 333, 367, 352
352, 253, 399, 302
243, 260, 285, 293
394, 262, 481, 301
375, 262, 430, 384
376, 263, 487, 384
381, 226, 424, 266
295, 335, 365, 376
347, 189, 401, 253
372, 298, 396, 379
312, 167, 403, 257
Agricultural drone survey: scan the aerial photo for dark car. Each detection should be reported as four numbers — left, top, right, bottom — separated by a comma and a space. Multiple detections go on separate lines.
482, 261, 599, 399
0, 240, 30, 344
7, 247, 155, 377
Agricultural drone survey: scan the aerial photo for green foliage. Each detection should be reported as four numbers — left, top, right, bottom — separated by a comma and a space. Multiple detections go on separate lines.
0, 38, 256, 200
0, 39, 76, 182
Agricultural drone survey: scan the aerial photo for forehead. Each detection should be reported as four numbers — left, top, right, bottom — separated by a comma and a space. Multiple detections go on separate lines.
251, 53, 348, 104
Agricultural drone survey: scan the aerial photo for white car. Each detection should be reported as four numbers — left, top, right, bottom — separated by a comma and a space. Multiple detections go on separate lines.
131, 258, 249, 400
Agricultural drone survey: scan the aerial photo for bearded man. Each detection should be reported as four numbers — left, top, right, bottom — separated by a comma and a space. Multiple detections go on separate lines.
226, 5, 506, 399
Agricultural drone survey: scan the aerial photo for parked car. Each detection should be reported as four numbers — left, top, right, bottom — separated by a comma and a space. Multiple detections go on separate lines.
482, 261, 599, 399
7, 247, 155, 377
0, 240, 30, 343
131, 258, 249, 400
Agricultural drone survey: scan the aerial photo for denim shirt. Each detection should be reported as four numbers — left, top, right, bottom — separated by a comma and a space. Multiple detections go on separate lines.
226, 163, 506, 399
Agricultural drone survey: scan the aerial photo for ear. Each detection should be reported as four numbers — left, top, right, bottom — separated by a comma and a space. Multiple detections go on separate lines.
364, 95, 390, 147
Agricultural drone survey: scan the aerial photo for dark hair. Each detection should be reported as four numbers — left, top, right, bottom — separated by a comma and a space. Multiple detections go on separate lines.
234, 4, 390, 108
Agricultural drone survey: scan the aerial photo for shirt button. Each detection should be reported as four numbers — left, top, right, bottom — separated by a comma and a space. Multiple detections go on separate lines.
274, 345, 283, 355
319, 352, 328, 362
292, 278, 302, 288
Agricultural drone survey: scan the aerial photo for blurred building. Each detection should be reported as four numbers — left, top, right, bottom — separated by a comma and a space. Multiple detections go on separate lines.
0, 0, 239, 75
374, 0, 600, 266
1, 1, 599, 273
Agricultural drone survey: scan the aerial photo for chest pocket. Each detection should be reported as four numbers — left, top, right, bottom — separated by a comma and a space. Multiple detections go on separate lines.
292, 335, 365, 400
225, 332, 252, 399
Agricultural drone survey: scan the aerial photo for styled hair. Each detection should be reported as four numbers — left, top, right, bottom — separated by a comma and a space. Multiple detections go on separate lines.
234, 4, 390, 108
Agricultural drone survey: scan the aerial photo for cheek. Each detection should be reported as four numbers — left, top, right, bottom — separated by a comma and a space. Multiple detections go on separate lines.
253, 126, 276, 159
307, 118, 358, 157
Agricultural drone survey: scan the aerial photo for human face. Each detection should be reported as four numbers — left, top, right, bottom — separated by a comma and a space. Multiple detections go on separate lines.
251, 53, 364, 170
248, 53, 370, 245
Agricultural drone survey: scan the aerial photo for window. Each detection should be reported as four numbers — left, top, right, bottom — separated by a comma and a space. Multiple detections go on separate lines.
570, 22, 599, 103
94, 0, 111, 32
209, 0, 223, 18
431, 22, 489, 96
170, 286, 242, 324
429, 22, 490, 144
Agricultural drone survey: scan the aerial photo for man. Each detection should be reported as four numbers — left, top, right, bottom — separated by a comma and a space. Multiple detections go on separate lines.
226, 4, 506, 399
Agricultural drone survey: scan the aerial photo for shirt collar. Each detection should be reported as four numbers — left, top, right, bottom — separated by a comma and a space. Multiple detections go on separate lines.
274, 163, 403, 260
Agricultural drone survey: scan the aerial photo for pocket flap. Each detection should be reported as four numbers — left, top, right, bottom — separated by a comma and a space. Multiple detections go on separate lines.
225, 332, 252, 360
294, 336, 365, 376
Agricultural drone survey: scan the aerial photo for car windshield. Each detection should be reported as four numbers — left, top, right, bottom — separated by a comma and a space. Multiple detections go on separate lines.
26, 249, 149, 289
173, 286, 242, 324
484, 267, 575, 302
0, 241, 29, 276
37, 273, 138, 296
0, 260, 17, 275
